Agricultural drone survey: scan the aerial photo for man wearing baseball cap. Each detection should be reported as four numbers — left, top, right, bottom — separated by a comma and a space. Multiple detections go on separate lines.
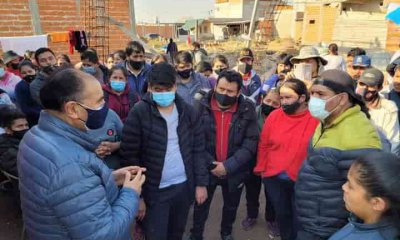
233, 48, 262, 104
356, 68, 400, 155
351, 55, 371, 81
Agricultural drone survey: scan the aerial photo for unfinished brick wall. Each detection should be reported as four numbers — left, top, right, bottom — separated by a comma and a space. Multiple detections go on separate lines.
0, 0, 133, 63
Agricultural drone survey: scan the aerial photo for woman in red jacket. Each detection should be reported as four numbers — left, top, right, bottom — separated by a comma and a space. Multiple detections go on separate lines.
102, 66, 138, 122
254, 79, 319, 240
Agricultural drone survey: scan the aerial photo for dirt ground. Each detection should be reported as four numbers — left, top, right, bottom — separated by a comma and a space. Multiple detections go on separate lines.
0, 186, 277, 240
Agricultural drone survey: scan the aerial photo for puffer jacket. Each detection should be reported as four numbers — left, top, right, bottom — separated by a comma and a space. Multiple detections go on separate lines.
195, 90, 259, 191
295, 106, 383, 239
0, 134, 20, 176
29, 71, 48, 106
17, 111, 139, 240
120, 93, 209, 199
232, 67, 262, 104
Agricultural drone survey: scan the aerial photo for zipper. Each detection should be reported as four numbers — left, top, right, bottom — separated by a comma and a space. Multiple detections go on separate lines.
220, 112, 224, 161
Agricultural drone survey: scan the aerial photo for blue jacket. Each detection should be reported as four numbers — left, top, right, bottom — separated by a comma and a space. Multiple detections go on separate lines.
176, 71, 211, 106
17, 111, 139, 240
329, 216, 398, 240
123, 61, 151, 99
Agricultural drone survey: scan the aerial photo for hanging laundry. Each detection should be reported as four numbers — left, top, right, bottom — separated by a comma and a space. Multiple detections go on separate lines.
74, 31, 88, 52
68, 30, 77, 54
0, 35, 48, 56
49, 32, 69, 43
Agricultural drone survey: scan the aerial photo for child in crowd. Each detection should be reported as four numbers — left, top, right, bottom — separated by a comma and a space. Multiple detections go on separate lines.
329, 152, 399, 240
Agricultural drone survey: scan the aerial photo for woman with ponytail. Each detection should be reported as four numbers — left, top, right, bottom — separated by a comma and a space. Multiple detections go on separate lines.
329, 152, 399, 239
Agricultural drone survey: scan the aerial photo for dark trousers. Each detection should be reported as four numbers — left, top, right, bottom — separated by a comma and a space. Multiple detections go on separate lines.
244, 172, 276, 221
263, 176, 298, 240
144, 182, 191, 240
191, 178, 243, 239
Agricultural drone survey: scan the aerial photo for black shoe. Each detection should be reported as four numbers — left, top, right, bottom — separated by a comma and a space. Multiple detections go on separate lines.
221, 234, 234, 240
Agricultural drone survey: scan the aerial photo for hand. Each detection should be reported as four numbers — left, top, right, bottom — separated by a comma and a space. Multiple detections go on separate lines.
136, 198, 146, 221
195, 186, 208, 205
96, 141, 120, 157
113, 166, 146, 186
123, 169, 146, 195
285, 71, 296, 81
95, 145, 109, 159
211, 161, 227, 178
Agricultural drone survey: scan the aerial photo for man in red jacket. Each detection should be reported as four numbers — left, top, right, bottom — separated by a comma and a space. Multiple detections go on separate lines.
189, 70, 259, 240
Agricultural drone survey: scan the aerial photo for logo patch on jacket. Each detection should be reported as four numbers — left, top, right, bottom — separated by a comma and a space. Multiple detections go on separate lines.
107, 129, 114, 136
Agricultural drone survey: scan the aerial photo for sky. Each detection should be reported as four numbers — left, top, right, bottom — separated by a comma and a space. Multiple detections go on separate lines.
135, 0, 215, 23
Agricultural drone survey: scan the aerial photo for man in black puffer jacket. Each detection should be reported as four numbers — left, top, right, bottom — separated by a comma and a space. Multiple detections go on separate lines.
188, 70, 259, 240
120, 62, 208, 240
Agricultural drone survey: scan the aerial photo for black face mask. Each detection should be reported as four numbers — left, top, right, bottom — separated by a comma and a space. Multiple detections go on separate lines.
42, 65, 58, 75
23, 74, 36, 83
215, 92, 237, 108
282, 101, 301, 114
10, 63, 19, 70
129, 60, 144, 70
214, 68, 228, 76
362, 89, 378, 102
12, 129, 28, 140
238, 62, 252, 74
261, 104, 277, 116
178, 69, 192, 79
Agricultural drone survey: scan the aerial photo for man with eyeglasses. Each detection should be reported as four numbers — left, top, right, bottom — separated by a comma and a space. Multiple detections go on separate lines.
351, 55, 371, 81
123, 41, 152, 99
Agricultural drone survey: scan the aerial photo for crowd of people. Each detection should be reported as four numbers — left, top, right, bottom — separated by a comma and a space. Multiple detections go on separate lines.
0, 39, 399, 240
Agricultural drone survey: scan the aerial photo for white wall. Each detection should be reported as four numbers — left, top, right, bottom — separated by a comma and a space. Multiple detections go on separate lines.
332, 11, 387, 49
214, 2, 243, 18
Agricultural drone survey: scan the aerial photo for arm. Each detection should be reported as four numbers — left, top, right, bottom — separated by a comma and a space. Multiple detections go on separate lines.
119, 105, 143, 167
387, 110, 400, 156
0, 147, 18, 176
48, 163, 140, 239
223, 108, 260, 175
29, 76, 44, 105
15, 83, 41, 116
192, 109, 209, 187
254, 117, 271, 174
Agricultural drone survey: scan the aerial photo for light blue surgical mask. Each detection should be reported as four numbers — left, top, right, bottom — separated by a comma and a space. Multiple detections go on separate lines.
110, 80, 126, 92
308, 95, 338, 121
152, 91, 175, 107
0, 68, 5, 78
82, 66, 97, 75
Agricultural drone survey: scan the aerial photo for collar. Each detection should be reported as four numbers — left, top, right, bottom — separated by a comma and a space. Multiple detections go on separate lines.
323, 105, 361, 129
349, 214, 396, 231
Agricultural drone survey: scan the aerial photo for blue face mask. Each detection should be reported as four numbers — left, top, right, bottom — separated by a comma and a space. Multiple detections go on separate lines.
152, 91, 175, 107
308, 96, 338, 121
82, 66, 97, 75
78, 103, 109, 130
0, 68, 5, 78
110, 80, 126, 92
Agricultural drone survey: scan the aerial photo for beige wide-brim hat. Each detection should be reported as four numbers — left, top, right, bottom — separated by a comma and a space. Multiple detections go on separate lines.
290, 46, 328, 66
2, 50, 21, 65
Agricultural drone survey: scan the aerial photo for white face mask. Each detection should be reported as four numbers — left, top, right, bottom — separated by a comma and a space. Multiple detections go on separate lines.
308, 95, 339, 121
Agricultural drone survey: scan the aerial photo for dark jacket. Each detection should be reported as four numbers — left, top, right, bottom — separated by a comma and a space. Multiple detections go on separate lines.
295, 106, 383, 238
123, 61, 152, 99
195, 90, 259, 191
0, 134, 20, 176
15, 80, 41, 127
120, 93, 208, 199
29, 71, 48, 106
